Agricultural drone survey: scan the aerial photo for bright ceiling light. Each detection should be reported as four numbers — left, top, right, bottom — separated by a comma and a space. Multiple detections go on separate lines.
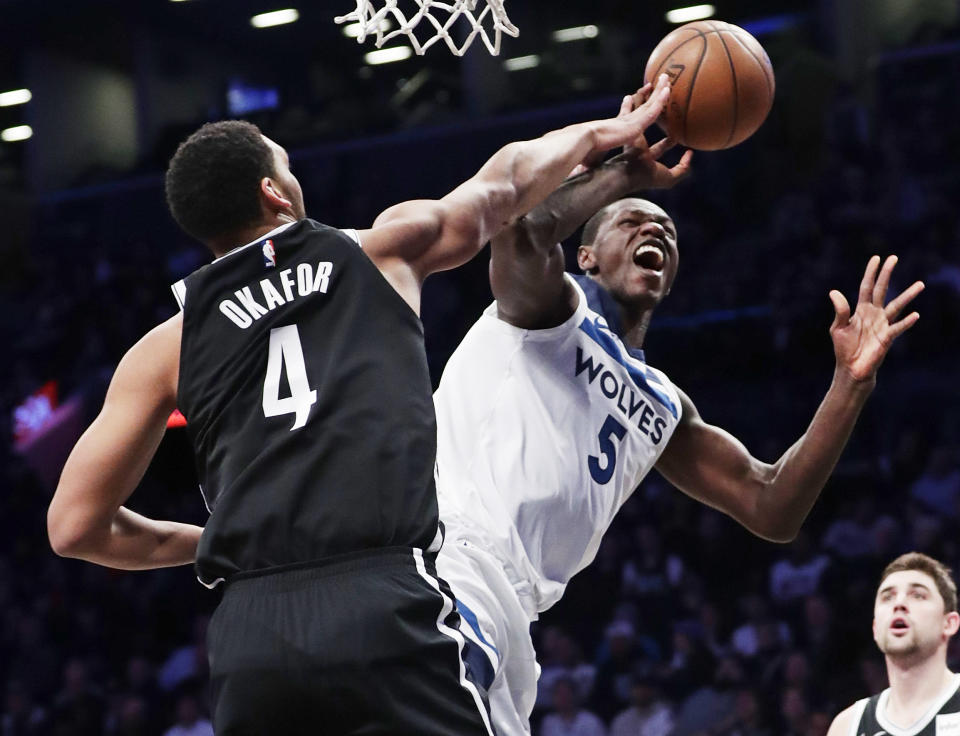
665, 4, 716, 23
503, 54, 540, 71
2, 125, 32, 142
364, 46, 412, 65
342, 19, 393, 38
0, 89, 31, 107
251, 9, 300, 28
551, 25, 599, 42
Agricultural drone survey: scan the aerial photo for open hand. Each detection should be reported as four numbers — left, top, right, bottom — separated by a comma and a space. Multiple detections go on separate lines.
569, 81, 693, 188
829, 255, 924, 383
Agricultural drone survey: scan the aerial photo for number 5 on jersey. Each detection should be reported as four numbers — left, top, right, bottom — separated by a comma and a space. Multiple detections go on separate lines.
262, 325, 317, 431
589, 414, 627, 484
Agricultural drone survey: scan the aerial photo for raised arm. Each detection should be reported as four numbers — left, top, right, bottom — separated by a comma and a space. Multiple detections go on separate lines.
656, 256, 924, 542
47, 313, 203, 570
354, 75, 674, 311
490, 91, 692, 328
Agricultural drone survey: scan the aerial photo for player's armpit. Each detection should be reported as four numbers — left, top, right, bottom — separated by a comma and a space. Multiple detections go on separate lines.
47, 314, 186, 567
489, 221, 574, 329
654, 388, 785, 542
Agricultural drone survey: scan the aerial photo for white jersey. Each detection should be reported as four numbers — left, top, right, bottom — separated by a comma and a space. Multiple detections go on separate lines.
435, 275, 682, 617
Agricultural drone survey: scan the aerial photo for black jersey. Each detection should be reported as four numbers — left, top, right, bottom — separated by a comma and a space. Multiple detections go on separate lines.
851, 674, 960, 736
173, 220, 441, 586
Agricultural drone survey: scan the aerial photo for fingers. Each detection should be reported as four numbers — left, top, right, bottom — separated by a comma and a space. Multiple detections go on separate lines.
648, 136, 677, 160
633, 74, 672, 128
829, 289, 851, 328
858, 255, 881, 305
670, 149, 694, 181
618, 94, 633, 119
888, 311, 920, 340
632, 83, 652, 108
656, 148, 694, 186
872, 255, 897, 305
885, 280, 925, 320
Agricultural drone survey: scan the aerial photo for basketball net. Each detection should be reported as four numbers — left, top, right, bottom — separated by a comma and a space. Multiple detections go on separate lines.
335, 0, 519, 56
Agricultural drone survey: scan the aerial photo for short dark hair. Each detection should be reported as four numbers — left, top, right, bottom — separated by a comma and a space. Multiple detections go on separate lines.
581, 202, 617, 248
880, 552, 957, 613
165, 120, 276, 242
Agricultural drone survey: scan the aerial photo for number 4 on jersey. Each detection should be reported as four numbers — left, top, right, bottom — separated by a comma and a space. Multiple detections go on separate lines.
262, 325, 317, 431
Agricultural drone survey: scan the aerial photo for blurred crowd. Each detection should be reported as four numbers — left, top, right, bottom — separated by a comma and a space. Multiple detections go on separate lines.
2, 30, 959, 736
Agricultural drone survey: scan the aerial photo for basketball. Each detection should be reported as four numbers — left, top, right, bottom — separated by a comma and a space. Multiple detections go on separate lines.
644, 20, 775, 150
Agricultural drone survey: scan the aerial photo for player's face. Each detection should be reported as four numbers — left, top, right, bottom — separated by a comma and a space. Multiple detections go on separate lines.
580, 199, 678, 310
263, 136, 306, 221
873, 570, 959, 662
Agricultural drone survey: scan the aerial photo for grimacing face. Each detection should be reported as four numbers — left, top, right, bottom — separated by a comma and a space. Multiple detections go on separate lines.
263, 136, 306, 221
872, 569, 960, 661
578, 198, 679, 310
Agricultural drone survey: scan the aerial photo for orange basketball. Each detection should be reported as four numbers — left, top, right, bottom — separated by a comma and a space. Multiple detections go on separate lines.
644, 20, 775, 150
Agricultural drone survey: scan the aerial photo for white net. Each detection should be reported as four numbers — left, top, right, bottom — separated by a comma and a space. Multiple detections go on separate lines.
335, 0, 519, 56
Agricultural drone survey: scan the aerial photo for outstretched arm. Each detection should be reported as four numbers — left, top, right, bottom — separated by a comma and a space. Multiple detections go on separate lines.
656, 256, 924, 542
47, 313, 203, 570
490, 90, 692, 327
355, 76, 674, 301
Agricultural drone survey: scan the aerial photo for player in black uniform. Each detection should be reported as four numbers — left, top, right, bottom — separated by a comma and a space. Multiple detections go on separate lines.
46, 76, 678, 734
827, 553, 960, 736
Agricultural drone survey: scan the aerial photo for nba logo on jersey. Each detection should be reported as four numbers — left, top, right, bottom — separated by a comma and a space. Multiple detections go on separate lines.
262, 240, 276, 268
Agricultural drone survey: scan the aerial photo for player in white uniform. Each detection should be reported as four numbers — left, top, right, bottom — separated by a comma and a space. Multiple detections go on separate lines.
434, 92, 927, 735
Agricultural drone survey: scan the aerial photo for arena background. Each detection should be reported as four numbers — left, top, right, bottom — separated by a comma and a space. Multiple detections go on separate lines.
2, 1, 959, 734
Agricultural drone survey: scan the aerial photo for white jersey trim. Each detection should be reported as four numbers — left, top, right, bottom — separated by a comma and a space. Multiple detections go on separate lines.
876, 673, 960, 736
197, 574, 225, 589
211, 221, 297, 264
171, 279, 187, 310
340, 228, 362, 247
412, 548, 494, 736
847, 698, 868, 736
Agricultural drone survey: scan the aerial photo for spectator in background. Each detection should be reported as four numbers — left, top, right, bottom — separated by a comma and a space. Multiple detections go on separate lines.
730, 594, 792, 660
610, 672, 674, 736
710, 688, 771, 736
541, 677, 606, 736
672, 657, 745, 736
1, 680, 47, 736
157, 616, 208, 694
804, 710, 831, 736
49, 659, 105, 736
107, 695, 155, 736
857, 655, 887, 696
769, 531, 831, 606
592, 620, 651, 720
537, 627, 598, 710
870, 515, 905, 561
821, 496, 875, 561
910, 445, 960, 518
622, 524, 683, 632
162, 694, 212, 736
662, 628, 716, 699
780, 686, 811, 736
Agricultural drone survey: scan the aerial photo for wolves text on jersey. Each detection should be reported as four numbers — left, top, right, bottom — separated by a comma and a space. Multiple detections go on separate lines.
574, 347, 668, 444
219, 260, 333, 329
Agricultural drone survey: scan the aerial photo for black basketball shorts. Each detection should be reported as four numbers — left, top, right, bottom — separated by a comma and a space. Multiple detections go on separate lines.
206, 547, 495, 735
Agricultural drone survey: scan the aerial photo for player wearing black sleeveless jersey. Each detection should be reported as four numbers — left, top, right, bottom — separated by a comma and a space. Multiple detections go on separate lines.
828, 553, 960, 736
46, 76, 678, 734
